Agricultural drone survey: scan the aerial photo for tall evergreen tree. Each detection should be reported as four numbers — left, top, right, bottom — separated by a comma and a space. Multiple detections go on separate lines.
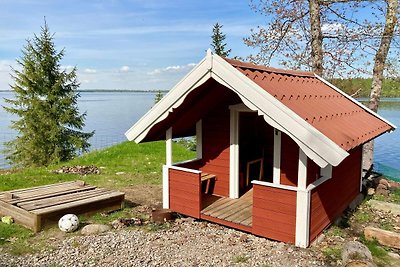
211, 23, 231, 57
3, 22, 93, 167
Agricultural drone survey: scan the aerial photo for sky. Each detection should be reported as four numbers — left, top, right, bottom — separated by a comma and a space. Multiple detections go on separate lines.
0, 0, 265, 90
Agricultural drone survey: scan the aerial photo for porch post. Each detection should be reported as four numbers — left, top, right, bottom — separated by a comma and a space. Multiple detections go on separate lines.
162, 165, 169, 209
196, 120, 202, 159
273, 129, 281, 184
164, 127, 173, 209
166, 127, 173, 166
229, 109, 239, 199
295, 149, 311, 248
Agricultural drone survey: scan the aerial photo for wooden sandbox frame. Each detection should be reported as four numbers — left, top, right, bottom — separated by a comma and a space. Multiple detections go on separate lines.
0, 181, 125, 232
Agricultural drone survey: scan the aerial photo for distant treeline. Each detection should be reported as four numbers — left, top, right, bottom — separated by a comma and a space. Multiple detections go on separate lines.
329, 78, 400, 98
1, 79, 399, 97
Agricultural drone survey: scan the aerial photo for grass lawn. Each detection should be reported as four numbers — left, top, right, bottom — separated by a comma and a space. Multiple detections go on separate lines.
0, 140, 195, 191
0, 140, 195, 254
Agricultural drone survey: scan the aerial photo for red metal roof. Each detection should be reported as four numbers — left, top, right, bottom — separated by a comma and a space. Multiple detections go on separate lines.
226, 58, 394, 151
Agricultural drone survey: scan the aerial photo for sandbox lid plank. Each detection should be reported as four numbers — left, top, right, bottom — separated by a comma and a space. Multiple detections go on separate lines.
31, 191, 124, 215
6, 185, 97, 205
0, 181, 87, 202
18, 188, 112, 211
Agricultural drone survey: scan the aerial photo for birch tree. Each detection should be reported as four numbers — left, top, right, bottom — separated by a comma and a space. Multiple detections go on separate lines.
245, 0, 399, 169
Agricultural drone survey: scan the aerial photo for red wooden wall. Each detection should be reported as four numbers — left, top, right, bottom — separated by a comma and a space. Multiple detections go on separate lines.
280, 133, 299, 186
200, 105, 231, 197
169, 168, 201, 218
252, 184, 297, 243
309, 146, 362, 241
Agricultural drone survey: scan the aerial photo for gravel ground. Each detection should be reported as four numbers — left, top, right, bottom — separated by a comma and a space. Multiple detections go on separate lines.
0, 220, 327, 267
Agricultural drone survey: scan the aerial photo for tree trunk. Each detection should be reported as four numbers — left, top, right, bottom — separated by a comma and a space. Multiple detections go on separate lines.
309, 0, 324, 76
363, 0, 398, 170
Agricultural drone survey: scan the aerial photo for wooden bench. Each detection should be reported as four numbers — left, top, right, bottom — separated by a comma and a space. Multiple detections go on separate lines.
0, 181, 125, 232
201, 173, 216, 194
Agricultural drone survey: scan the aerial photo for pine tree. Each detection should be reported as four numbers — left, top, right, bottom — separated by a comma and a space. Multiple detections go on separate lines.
211, 23, 231, 57
3, 22, 94, 167
154, 90, 163, 105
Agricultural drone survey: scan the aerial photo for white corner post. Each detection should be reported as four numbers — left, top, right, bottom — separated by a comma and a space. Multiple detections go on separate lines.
163, 127, 173, 209
273, 129, 281, 184
166, 127, 173, 166
229, 108, 239, 199
295, 149, 311, 248
196, 120, 202, 159
162, 165, 169, 209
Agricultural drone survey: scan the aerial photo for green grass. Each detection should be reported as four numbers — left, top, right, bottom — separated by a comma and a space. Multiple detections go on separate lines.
232, 255, 250, 263
0, 140, 196, 191
0, 140, 195, 253
322, 246, 342, 261
353, 209, 372, 224
360, 237, 392, 267
324, 225, 347, 238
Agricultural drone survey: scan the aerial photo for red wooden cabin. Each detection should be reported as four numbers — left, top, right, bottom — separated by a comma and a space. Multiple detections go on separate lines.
125, 50, 395, 247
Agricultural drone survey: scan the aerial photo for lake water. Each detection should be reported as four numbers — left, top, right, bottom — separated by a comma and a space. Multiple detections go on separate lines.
0, 91, 399, 181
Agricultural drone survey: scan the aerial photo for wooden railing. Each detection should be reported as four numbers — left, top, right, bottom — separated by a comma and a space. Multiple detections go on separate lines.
168, 166, 201, 218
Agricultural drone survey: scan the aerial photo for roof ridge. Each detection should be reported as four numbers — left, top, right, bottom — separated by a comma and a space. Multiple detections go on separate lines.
224, 58, 315, 78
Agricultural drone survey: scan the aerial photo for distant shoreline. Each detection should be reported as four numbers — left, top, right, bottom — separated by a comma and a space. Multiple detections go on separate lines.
0, 89, 169, 93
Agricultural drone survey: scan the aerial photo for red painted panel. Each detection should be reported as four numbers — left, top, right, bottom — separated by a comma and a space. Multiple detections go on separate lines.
309, 146, 362, 241
307, 159, 320, 186
280, 133, 299, 186
252, 184, 296, 244
200, 104, 231, 197
169, 168, 201, 218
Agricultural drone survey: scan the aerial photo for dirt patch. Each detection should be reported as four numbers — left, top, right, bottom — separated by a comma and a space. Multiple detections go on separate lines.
121, 184, 162, 209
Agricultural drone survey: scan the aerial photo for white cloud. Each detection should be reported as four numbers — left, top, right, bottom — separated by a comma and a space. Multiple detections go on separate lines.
321, 23, 345, 34
120, 65, 130, 72
147, 63, 196, 75
83, 68, 97, 73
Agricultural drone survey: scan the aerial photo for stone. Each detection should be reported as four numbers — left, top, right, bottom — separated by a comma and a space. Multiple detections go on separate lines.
388, 180, 400, 189
341, 241, 376, 267
367, 188, 375, 196
364, 226, 400, 249
378, 179, 390, 188
388, 252, 400, 260
375, 184, 389, 196
239, 234, 248, 242
115, 172, 125, 175
368, 200, 400, 216
81, 224, 111, 235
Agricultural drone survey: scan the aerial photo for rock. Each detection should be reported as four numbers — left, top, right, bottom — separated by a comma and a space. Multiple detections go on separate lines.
388, 180, 400, 189
368, 200, 400, 216
364, 226, 400, 249
367, 188, 375, 196
349, 193, 364, 210
388, 252, 400, 260
52, 165, 100, 175
1, 216, 14, 224
115, 172, 125, 175
81, 224, 111, 235
239, 234, 248, 242
341, 241, 376, 267
378, 179, 390, 188
375, 184, 389, 196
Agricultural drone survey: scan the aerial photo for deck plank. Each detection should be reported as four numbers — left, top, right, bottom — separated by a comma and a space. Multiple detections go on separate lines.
200, 189, 253, 227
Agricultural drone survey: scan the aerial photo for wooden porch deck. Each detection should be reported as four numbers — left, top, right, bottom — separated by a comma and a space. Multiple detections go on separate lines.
201, 189, 253, 227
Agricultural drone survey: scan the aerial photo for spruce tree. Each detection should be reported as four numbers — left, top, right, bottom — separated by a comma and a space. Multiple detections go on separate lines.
211, 23, 231, 57
3, 22, 93, 167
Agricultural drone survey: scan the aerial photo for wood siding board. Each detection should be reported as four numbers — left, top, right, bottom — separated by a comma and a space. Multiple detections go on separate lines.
252, 184, 296, 243
309, 146, 362, 242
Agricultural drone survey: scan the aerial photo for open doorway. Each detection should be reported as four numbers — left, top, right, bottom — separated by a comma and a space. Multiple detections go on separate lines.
238, 112, 274, 196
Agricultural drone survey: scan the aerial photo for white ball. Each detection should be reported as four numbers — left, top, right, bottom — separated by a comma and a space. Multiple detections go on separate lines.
58, 214, 79, 232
